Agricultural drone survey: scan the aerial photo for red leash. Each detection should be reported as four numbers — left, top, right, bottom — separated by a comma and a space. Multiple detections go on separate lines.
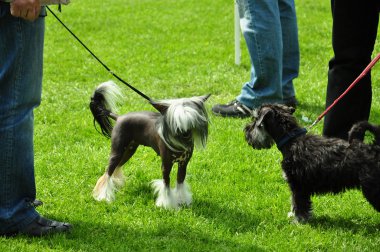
309, 53, 380, 129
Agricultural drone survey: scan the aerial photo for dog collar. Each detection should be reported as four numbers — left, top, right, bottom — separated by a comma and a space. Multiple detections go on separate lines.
276, 128, 307, 149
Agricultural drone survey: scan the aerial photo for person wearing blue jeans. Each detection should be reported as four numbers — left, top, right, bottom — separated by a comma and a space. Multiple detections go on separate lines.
213, 0, 299, 118
0, 0, 71, 236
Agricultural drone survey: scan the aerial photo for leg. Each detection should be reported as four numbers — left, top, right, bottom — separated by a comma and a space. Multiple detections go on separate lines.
323, 0, 379, 140
289, 189, 312, 223
151, 157, 177, 209
279, 0, 299, 101
0, 4, 44, 233
236, 0, 284, 108
174, 158, 193, 206
92, 139, 138, 202
111, 144, 138, 187
212, 0, 299, 117
362, 187, 380, 212
361, 177, 380, 212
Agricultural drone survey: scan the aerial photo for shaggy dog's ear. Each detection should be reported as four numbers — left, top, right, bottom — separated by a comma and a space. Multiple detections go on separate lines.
251, 109, 258, 119
150, 101, 169, 114
256, 107, 274, 127
287, 106, 296, 114
277, 104, 295, 114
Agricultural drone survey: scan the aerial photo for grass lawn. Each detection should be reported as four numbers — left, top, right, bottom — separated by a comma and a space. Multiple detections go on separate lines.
2, 0, 380, 251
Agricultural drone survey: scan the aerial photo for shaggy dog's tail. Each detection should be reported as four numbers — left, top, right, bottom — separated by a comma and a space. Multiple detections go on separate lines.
348, 121, 380, 145
89, 81, 124, 138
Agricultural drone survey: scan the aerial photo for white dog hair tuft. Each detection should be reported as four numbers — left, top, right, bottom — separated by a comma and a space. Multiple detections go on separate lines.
93, 173, 117, 202
151, 179, 178, 209
111, 166, 126, 188
96, 80, 124, 113
174, 181, 192, 206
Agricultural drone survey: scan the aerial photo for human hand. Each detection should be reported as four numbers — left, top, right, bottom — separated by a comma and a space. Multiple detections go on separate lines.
10, 0, 41, 21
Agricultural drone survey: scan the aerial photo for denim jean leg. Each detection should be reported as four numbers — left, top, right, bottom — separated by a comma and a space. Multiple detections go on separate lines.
0, 4, 45, 233
236, 0, 283, 108
280, 0, 299, 99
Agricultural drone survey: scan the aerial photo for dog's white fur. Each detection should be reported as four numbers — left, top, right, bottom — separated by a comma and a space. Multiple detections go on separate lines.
93, 174, 116, 202
174, 181, 193, 205
93, 167, 125, 202
93, 172, 193, 209
95, 81, 124, 113
151, 179, 178, 209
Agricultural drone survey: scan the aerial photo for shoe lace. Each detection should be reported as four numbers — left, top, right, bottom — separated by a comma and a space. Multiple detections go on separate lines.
227, 100, 251, 113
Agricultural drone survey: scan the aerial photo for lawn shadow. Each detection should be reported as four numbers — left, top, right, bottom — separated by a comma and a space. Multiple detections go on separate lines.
191, 199, 261, 234
308, 215, 380, 234
23, 216, 263, 251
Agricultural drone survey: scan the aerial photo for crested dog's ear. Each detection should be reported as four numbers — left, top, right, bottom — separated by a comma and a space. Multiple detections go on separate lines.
256, 107, 274, 127
150, 101, 169, 114
199, 94, 211, 103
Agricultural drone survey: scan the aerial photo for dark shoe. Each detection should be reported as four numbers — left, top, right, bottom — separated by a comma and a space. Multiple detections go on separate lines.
212, 100, 252, 118
31, 199, 43, 208
18, 216, 72, 237
284, 96, 298, 108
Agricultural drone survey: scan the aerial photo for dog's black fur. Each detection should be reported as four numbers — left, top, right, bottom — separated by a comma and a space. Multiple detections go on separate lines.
90, 81, 210, 208
244, 104, 380, 222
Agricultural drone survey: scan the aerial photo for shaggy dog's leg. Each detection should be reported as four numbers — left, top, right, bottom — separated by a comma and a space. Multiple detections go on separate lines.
362, 184, 380, 212
290, 190, 312, 223
287, 197, 295, 218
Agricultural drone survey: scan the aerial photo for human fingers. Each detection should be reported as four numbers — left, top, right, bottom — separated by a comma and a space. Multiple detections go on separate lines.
10, 0, 41, 21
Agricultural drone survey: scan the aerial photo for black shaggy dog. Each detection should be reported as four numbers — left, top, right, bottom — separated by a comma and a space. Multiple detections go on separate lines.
244, 104, 380, 222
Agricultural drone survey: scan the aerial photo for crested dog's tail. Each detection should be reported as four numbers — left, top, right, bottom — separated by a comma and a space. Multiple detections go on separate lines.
90, 81, 124, 138
348, 121, 380, 145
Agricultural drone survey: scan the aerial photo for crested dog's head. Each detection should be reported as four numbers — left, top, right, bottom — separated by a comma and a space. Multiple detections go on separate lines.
244, 104, 299, 149
151, 94, 210, 152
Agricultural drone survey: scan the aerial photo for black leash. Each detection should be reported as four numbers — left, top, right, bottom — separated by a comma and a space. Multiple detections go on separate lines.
46, 6, 153, 103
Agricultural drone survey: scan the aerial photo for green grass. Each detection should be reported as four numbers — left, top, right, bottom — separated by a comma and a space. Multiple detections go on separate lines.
2, 0, 380, 251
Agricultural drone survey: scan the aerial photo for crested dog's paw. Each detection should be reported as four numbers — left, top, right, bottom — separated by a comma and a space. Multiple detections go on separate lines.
174, 182, 192, 206
93, 173, 116, 202
151, 179, 178, 209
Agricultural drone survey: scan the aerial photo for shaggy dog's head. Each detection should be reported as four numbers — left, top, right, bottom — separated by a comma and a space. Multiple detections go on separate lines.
244, 104, 298, 149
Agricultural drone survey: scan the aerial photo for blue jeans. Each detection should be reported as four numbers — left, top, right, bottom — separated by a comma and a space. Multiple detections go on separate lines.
236, 0, 299, 108
0, 3, 45, 233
